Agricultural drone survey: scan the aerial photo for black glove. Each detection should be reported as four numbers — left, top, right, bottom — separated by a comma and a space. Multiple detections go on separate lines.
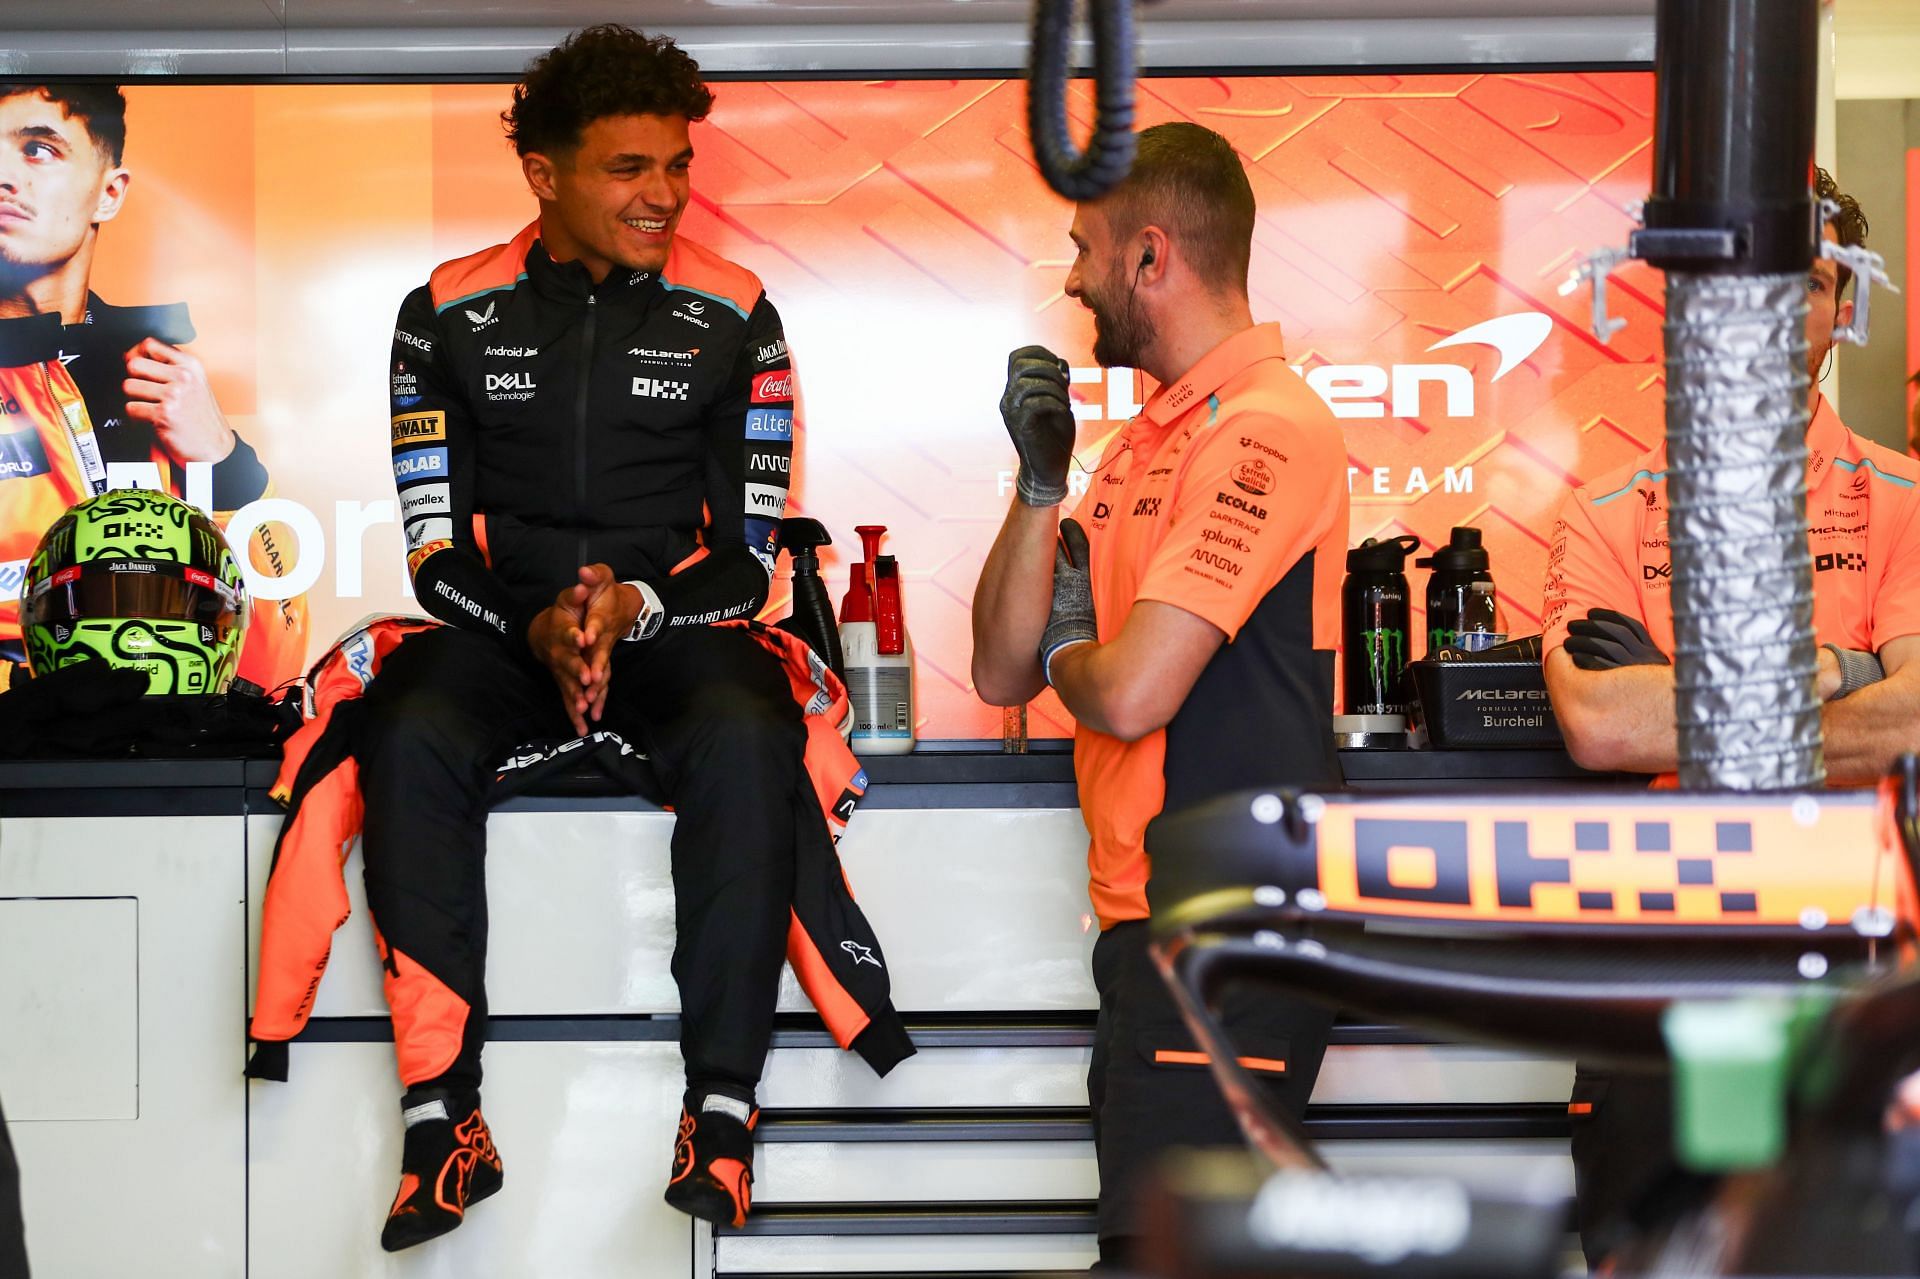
1040, 519, 1096, 686
999, 344, 1076, 507
1564, 607, 1669, 671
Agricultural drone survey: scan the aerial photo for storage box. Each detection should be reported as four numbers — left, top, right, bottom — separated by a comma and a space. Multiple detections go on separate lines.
1409, 659, 1563, 749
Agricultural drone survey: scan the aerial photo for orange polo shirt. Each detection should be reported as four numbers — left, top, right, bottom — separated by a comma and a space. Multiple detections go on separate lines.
1068, 323, 1349, 928
1543, 395, 1920, 660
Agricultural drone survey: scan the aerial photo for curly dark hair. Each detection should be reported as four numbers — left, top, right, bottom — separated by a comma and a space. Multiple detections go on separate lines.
503, 25, 713, 158
0, 82, 127, 166
1815, 166, 1868, 298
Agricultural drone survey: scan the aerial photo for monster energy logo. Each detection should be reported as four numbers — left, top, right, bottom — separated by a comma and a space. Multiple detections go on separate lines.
1363, 627, 1406, 694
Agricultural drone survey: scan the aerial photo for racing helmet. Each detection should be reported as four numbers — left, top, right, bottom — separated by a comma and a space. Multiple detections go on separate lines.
21, 488, 250, 694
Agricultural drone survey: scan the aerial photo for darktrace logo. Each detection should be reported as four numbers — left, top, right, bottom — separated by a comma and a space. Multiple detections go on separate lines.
396, 329, 433, 354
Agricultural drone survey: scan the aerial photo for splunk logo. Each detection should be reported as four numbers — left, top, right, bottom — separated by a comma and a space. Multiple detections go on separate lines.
1293, 312, 1553, 421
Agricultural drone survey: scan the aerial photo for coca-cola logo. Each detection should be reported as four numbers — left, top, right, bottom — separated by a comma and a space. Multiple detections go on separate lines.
752, 370, 793, 403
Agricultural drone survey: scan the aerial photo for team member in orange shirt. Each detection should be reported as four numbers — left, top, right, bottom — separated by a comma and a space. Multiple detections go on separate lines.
1541, 170, 1920, 1263
971, 122, 1349, 1265
1543, 170, 1920, 786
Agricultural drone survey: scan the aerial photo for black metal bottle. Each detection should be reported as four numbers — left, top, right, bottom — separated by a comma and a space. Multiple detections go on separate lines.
1417, 526, 1497, 656
1342, 534, 1420, 715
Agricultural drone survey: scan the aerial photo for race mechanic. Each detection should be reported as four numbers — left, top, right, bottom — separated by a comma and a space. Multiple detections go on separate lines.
971, 121, 1350, 1267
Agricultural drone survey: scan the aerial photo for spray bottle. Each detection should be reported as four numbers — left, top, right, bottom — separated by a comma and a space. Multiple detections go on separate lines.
841, 523, 916, 753
775, 517, 843, 678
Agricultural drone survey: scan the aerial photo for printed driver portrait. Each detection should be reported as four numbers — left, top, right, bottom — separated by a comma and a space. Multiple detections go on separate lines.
970, 122, 1350, 1267
0, 81, 307, 689
1539, 167, 1920, 1268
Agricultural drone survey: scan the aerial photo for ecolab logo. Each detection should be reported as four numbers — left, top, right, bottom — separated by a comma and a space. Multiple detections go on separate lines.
1293, 313, 1553, 420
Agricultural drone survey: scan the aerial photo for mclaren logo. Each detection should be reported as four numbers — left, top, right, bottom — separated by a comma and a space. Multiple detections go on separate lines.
1456, 688, 1548, 702
1295, 311, 1554, 421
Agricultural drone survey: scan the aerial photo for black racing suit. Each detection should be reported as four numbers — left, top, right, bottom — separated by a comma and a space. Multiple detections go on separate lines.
367, 222, 800, 1098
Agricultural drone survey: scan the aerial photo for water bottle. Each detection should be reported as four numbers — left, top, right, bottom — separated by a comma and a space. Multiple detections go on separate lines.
1342, 535, 1420, 715
1416, 526, 1499, 657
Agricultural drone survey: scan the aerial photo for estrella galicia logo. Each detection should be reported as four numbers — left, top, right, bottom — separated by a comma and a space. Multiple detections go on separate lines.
744, 409, 793, 441
393, 447, 449, 486
0, 429, 51, 481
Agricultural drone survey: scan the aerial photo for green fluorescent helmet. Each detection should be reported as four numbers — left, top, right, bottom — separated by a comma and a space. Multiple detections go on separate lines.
21, 488, 250, 695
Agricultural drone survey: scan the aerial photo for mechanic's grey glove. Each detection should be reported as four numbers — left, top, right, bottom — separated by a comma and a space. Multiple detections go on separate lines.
1041, 518, 1096, 687
1564, 607, 1669, 671
1000, 344, 1076, 507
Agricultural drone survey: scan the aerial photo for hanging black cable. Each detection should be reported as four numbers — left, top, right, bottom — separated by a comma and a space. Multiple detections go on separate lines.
1026, 0, 1138, 200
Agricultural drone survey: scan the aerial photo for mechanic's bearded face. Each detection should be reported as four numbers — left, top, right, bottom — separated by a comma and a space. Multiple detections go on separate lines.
1064, 204, 1156, 371
1805, 223, 1853, 393
533, 112, 691, 280
0, 90, 127, 277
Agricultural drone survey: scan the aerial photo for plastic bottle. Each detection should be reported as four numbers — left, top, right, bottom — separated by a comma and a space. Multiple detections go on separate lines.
1341, 534, 1421, 715
774, 516, 843, 678
840, 524, 916, 753
1416, 526, 1500, 656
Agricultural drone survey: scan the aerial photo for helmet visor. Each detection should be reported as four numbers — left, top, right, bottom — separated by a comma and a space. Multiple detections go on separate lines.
26, 560, 242, 629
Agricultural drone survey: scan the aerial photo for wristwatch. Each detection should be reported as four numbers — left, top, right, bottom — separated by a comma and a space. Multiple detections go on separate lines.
622, 580, 665, 642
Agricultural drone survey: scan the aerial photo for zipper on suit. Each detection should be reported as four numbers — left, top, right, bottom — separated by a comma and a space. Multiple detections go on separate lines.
39, 361, 107, 496
575, 291, 596, 566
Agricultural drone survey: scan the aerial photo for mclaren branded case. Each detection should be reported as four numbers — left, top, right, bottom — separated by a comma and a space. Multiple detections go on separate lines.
1411, 658, 1563, 749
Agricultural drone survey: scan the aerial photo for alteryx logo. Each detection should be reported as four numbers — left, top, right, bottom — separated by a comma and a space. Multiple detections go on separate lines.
1291, 312, 1554, 420
744, 409, 793, 441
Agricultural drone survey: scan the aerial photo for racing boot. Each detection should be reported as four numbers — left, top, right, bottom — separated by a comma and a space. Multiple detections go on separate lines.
380, 1087, 504, 1252
663, 1089, 759, 1227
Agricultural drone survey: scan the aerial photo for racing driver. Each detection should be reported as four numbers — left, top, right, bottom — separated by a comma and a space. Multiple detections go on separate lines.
363, 25, 811, 1249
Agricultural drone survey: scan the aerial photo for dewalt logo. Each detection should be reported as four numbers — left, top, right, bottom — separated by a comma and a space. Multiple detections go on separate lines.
391, 411, 447, 446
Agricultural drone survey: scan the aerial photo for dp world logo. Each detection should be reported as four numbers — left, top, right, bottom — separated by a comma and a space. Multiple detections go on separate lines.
1295, 312, 1554, 421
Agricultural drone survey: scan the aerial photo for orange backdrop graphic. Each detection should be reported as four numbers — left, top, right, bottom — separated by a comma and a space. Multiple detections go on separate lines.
84, 73, 1659, 739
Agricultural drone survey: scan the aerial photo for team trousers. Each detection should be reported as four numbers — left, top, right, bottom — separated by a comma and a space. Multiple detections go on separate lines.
1087, 920, 1334, 1257
356, 624, 806, 1097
